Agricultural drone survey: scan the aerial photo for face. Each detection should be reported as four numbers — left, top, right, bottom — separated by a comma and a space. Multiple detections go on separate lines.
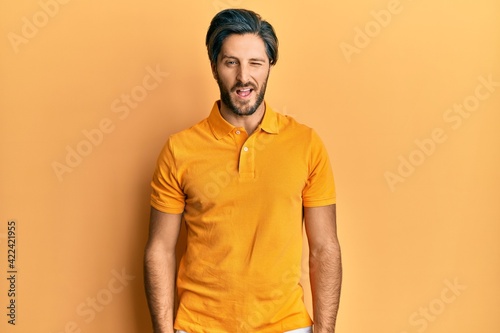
213, 33, 271, 117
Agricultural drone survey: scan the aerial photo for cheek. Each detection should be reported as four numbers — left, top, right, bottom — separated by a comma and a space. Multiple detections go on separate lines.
216, 70, 235, 86
256, 71, 270, 87
255, 66, 270, 79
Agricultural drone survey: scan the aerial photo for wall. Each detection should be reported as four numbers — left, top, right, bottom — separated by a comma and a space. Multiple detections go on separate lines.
1, 0, 499, 332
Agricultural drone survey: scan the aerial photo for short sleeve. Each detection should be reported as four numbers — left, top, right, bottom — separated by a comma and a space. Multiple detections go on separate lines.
302, 130, 336, 207
150, 137, 186, 214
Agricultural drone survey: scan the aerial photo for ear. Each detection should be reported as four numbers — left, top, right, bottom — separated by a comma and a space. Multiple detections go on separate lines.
211, 62, 218, 80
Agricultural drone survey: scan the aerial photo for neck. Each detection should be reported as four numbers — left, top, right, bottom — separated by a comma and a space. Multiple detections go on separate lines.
219, 101, 266, 134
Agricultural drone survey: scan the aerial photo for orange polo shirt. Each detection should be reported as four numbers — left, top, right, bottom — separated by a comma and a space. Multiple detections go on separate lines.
151, 101, 335, 332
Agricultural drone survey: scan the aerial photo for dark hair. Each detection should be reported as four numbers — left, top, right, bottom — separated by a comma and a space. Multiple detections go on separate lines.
206, 9, 279, 65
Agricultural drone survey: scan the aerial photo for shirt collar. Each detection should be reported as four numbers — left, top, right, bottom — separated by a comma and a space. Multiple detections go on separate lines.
208, 100, 279, 140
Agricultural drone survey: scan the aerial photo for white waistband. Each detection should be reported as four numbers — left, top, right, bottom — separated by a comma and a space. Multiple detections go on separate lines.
176, 326, 312, 333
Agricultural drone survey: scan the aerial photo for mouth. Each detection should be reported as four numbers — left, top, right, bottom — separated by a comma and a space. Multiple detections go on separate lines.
235, 87, 254, 99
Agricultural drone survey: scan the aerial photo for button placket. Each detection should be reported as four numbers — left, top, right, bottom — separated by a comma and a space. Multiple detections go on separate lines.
238, 135, 256, 179
233, 128, 247, 147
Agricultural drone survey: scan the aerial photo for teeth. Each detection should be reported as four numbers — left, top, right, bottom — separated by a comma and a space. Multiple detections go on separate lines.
239, 89, 250, 95
236, 87, 252, 97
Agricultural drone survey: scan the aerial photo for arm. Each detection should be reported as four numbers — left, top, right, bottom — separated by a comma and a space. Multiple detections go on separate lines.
144, 207, 182, 333
304, 204, 342, 333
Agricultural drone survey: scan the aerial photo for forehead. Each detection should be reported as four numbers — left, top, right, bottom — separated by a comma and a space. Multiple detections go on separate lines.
219, 33, 267, 60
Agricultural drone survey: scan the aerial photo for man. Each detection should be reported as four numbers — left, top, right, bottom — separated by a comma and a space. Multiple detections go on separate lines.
144, 8, 341, 333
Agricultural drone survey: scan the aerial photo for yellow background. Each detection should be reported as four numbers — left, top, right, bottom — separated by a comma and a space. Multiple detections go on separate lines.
1, 0, 499, 332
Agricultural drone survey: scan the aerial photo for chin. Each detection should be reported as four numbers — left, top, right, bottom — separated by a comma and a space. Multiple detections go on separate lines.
233, 101, 261, 116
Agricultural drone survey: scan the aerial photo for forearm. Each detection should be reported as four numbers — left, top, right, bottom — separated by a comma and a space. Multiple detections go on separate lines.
144, 245, 177, 333
309, 244, 342, 333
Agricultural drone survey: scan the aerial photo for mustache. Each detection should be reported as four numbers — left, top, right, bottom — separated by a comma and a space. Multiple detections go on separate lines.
231, 82, 257, 92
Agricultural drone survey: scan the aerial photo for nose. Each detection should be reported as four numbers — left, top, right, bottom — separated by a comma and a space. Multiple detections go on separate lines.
236, 63, 251, 83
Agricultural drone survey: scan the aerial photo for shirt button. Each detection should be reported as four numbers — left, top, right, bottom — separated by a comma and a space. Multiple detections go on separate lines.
243, 146, 249, 152
235, 130, 241, 135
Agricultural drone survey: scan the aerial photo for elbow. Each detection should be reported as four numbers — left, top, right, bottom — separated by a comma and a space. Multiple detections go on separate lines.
309, 241, 342, 276
144, 241, 176, 267
310, 240, 341, 262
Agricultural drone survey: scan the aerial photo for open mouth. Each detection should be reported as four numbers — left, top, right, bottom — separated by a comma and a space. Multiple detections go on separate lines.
235, 87, 253, 98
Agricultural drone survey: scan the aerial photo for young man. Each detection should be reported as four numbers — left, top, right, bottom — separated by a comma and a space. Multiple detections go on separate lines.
144, 9, 342, 333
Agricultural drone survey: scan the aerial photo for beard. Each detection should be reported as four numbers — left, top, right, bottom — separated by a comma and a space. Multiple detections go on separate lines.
216, 72, 269, 116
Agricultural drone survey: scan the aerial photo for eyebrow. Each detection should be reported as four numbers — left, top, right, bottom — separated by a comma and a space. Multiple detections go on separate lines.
249, 58, 266, 63
220, 55, 266, 62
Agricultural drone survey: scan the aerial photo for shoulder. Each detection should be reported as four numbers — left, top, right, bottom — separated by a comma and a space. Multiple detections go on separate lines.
156, 117, 211, 163
165, 117, 212, 149
171, 117, 210, 141
275, 112, 323, 143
